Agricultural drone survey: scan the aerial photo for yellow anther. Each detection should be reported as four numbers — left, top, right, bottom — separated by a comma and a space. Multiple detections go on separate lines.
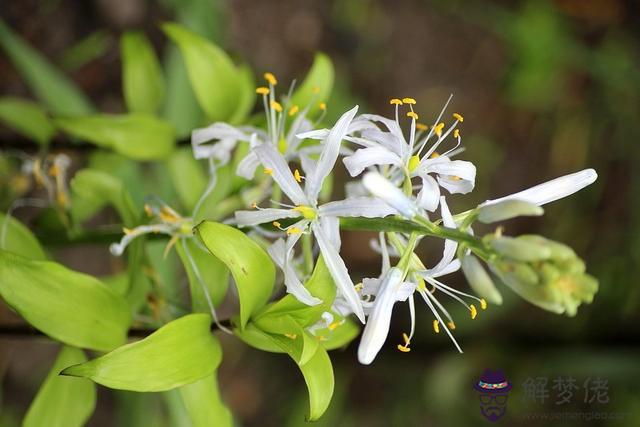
270, 100, 283, 113
256, 86, 270, 95
293, 205, 316, 220
159, 206, 180, 223
123, 227, 134, 235
397, 344, 411, 353
286, 227, 302, 235
316, 335, 327, 341
433, 320, 440, 333
48, 164, 60, 177
430, 152, 440, 159
264, 72, 277, 86
294, 169, 303, 183
453, 112, 464, 122
251, 202, 258, 209
408, 154, 421, 172
453, 129, 460, 138
272, 221, 281, 228
312, 86, 320, 94
144, 204, 153, 217
402, 332, 411, 345
390, 98, 403, 105
319, 102, 327, 111
416, 122, 428, 131
480, 298, 487, 310
328, 322, 340, 331
448, 321, 456, 330
451, 176, 462, 181
470, 304, 478, 319
406, 111, 419, 120
263, 167, 273, 175
402, 97, 417, 104
434, 122, 445, 137
288, 105, 299, 116
284, 333, 297, 339
354, 282, 363, 292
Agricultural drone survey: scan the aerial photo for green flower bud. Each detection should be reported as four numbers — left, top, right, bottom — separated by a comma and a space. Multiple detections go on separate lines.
518, 235, 576, 261
490, 236, 552, 262
477, 200, 543, 224
461, 255, 503, 304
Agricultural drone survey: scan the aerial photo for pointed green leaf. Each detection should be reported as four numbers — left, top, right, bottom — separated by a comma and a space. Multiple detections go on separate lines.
62, 314, 221, 391
196, 221, 275, 328
0, 251, 130, 351
0, 97, 55, 145
254, 315, 319, 365
300, 344, 334, 421
317, 317, 359, 351
0, 212, 46, 260
55, 114, 175, 160
23, 346, 96, 427
162, 23, 240, 122
121, 32, 165, 114
0, 19, 93, 116
228, 64, 255, 125
167, 148, 207, 212
176, 237, 229, 311
179, 373, 233, 427
290, 53, 334, 117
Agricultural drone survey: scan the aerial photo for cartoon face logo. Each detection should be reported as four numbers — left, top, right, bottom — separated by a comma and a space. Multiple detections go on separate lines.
474, 369, 512, 422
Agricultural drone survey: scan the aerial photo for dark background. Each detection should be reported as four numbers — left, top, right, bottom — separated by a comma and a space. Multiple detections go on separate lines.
1, 0, 639, 426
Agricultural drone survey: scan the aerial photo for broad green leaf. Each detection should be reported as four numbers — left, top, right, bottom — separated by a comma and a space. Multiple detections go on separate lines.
0, 251, 130, 351
162, 23, 240, 122
228, 64, 255, 125
193, 164, 233, 222
121, 32, 165, 114
59, 30, 111, 72
176, 238, 229, 311
70, 168, 137, 226
196, 221, 275, 328
62, 314, 221, 392
179, 373, 233, 427
88, 150, 146, 206
0, 212, 46, 260
254, 315, 319, 365
0, 19, 93, 116
55, 114, 175, 160
234, 322, 286, 353
299, 344, 334, 421
125, 238, 152, 313
23, 346, 96, 427
0, 97, 55, 145
290, 53, 334, 117
167, 148, 207, 212
317, 318, 359, 351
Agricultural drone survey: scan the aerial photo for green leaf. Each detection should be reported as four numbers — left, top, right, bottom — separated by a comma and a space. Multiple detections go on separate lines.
167, 148, 207, 212
0, 97, 55, 145
70, 168, 137, 226
227, 64, 255, 125
121, 32, 165, 114
253, 315, 319, 365
317, 318, 359, 351
23, 346, 96, 427
62, 314, 221, 391
54, 114, 175, 160
162, 23, 240, 122
299, 345, 334, 421
179, 373, 233, 427
196, 221, 275, 329
176, 238, 229, 311
0, 19, 93, 116
0, 251, 130, 351
290, 53, 334, 117
0, 212, 46, 260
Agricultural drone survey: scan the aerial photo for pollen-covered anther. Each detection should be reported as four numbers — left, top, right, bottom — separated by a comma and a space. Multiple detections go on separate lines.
293, 169, 303, 183
434, 122, 445, 137
284, 333, 297, 339
251, 202, 258, 209
433, 319, 440, 333
447, 321, 456, 330
272, 221, 281, 228
144, 204, 153, 217
416, 122, 428, 131
319, 102, 327, 111
402, 97, 417, 105
470, 304, 478, 319
286, 227, 302, 235
480, 298, 487, 310
288, 105, 299, 116
328, 321, 340, 331
263, 167, 273, 175
390, 98, 403, 105
159, 207, 180, 223
430, 152, 440, 159
397, 332, 412, 352
264, 72, 277, 86
453, 112, 464, 122
406, 111, 419, 120
255, 86, 270, 95
453, 129, 460, 138
270, 100, 283, 113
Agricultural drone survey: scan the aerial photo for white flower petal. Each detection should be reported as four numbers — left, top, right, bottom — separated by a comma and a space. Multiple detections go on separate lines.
319, 215, 341, 250
362, 172, 419, 218
416, 174, 441, 212
482, 168, 598, 207
254, 143, 308, 206
191, 123, 250, 160
357, 267, 404, 365
299, 152, 317, 177
234, 208, 302, 227
312, 221, 365, 323
318, 197, 398, 218
342, 146, 403, 177
236, 150, 260, 179
426, 197, 458, 275
268, 237, 322, 306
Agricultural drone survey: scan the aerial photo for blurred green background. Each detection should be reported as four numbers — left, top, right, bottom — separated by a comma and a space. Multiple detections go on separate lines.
1, 0, 638, 426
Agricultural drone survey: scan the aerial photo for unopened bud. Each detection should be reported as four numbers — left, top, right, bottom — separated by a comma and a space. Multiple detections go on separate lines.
489, 236, 552, 262
478, 200, 543, 224
461, 255, 502, 304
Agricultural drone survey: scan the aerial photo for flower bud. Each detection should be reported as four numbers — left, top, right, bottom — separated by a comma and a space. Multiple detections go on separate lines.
461, 255, 502, 304
477, 200, 543, 224
489, 236, 552, 262
518, 235, 576, 261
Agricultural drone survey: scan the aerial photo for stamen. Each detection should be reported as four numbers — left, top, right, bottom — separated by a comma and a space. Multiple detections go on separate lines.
397, 332, 412, 352
264, 72, 277, 86
430, 152, 440, 158
251, 202, 258, 209
159, 206, 180, 223
453, 112, 464, 122
288, 105, 299, 116
316, 335, 327, 341
284, 333, 297, 339
319, 102, 327, 111
397, 344, 411, 353
407, 111, 419, 120
453, 129, 460, 138
434, 122, 445, 137
433, 319, 440, 333
390, 98, 403, 105
256, 87, 270, 95
470, 304, 478, 319
328, 321, 340, 331
402, 332, 411, 345
294, 169, 303, 183
402, 97, 417, 105
263, 168, 273, 175
286, 227, 302, 235
448, 321, 456, 330
416, 123, 428, 131
272, 221, 281, 228
270, 100, 283, 113
480, 298, 487, 310
144, 204, 153, 217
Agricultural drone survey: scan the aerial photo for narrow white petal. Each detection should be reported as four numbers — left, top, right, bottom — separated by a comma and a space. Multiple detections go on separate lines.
318, 197, 398, 218
416, 174, 441, 212
319, 215, 341, 250
362, 172, 418, 218
236, 150, 261, 179
312, 221, 365, 323
299, 152, 317, 177
306, 106, 359, 201
482, 168, 598, 207
254, 143, 308, 206
357, 268, 404, 365
234, 208, 301, 227
191, 122, 249, 145
426, 197, 458, 275
342, 146, 403, 177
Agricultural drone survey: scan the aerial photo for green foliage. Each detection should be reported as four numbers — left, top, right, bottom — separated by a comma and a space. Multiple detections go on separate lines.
23, 346, 96, 427
299, 345, 334, 421
62, 314, 221, 391
121, 32, 165, 114
0, 251, 130, 351
0, 97, 55, 145
196, 221, 275, 328
0, 213, 47, 260
167, 148, 208, 212
55, 114, 175, 160
178, 373, 233, 427
290, 53, 334, 117
0, 19, 93, 116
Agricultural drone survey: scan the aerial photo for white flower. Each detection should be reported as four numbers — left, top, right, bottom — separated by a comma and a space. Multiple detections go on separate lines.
235, 106, 399, 322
